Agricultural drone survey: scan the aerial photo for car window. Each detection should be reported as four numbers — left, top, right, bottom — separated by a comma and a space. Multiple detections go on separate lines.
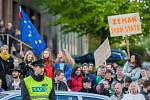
56, 95, 78, 100
83, 97, 105, 100
8, 96, 22, 100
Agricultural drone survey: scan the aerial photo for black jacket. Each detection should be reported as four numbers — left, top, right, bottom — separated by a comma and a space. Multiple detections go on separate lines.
0, 56, 14, 90
21, 75, 56, 100
19, 62, 34, 78
52, 78, 68, 91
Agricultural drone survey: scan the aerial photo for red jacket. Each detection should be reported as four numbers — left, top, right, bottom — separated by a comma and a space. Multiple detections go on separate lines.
45, 59, 54, 78
70, 75, 83, 92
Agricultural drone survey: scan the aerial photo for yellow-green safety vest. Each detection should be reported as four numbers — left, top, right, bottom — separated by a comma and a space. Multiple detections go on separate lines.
24, 76, 52, 100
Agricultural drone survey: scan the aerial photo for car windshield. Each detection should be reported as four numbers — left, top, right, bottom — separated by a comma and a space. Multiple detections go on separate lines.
0, 93, 8, 99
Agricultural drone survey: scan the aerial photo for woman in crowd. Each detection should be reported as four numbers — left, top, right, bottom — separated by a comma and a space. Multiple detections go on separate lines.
140, 68, 147, 81
54, 50, 75, 86
123, 53, 142, 82
42, 48, 54, 78
122, 82, 145, 100
19, 50, 36, 77
0, 45, 14, 90
70, 67, 83, 92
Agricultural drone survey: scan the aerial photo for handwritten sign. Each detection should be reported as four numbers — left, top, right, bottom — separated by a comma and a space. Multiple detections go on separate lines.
108, 13, 142, 37
94, 38, 111, 68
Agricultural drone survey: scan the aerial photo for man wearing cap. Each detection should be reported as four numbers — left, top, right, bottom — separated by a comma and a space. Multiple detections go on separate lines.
21, 59, 56, 100
8, 67, 22, 90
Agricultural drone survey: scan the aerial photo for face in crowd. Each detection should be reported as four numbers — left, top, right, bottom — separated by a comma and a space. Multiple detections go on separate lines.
105, 70, 112, 80
43, 50, 50, 59
75, 67, 81, 76
27, 54, 33, 63
56, 72, 64, 81
141, 69, 147, 77
88, 63, 93, 72
12, 70, 20, 79
114, 83, 122, 95
82, 65, 89, 74
129, 83, 139, 95
103, 80, 110, 89
146, 70, 150, 80
116, 68, 123, 76
83, 82, 91, 89
1, 45, 9, 55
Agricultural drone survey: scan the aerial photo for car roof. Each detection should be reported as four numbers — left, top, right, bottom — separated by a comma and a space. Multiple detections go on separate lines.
0, 90, 110, 99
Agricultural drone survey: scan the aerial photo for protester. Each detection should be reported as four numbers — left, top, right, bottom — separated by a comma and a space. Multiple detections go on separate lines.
13, 58, 20, 68
13, 29, 21, 56
82, 63, 96, 86
53, 69, 68, 91
42, 48, 54, 78
95, 83, 110, 96
21, 59, 56, 100
114, 67, 124, 84
105, 69, 114, 87
88, 63, 95, 75
54, 50, 74, 86
140, 68, 147, 81
79, 77, 96, 93
122, 82, 145, 100
123, 53, 142, 82
96, 66, 106, 84
146, 69, 150, 80
70, 67, 83, 92
112, 62, 119, 73
102, 80, 113, 96
19, 50, 36, 77
141, 80, 150, 100
8, 67, 22, 90
5, 22, 15, 53
110, 82, 124, 100
122, 77, 132, 94
0, 45, 14, 90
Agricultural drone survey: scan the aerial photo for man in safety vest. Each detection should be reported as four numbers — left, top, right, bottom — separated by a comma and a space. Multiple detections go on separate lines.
21, 59, 56, 100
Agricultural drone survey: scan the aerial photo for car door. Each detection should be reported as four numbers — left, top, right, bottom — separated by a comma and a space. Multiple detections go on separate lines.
56, 95, 79, 100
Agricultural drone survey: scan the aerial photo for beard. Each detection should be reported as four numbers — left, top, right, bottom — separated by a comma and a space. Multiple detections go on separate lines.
12, 76, 18, 79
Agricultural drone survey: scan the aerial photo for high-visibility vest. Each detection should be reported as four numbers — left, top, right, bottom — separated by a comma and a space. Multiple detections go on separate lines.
24, 76, 52, 100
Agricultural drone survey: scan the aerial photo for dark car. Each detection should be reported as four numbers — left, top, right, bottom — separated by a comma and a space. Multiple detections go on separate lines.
74, 49, 127, 64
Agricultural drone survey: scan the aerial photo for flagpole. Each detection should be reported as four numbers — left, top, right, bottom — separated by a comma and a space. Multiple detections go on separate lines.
125, 35, 130, 59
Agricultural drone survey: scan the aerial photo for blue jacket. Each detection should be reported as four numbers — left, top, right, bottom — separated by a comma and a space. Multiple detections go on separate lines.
54, 63, 73, 81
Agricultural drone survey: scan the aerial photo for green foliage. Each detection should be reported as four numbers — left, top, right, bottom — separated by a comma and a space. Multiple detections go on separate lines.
32, 0, 149, 48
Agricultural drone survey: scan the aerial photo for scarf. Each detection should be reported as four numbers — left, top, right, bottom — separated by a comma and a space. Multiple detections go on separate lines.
0, 53, 10, 61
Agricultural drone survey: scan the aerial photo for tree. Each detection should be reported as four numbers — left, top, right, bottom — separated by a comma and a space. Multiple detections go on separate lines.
32, 0, 149, 49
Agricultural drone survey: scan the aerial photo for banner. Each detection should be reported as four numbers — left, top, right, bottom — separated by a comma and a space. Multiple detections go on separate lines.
108, 13, 142, 37
94, 38, 111, 68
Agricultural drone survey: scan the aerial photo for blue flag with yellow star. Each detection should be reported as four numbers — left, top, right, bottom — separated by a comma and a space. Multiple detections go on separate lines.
19, 6, 46, 56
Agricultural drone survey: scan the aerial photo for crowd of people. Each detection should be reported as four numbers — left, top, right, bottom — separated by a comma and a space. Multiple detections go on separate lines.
0, 44, 149, 100
0, 19, 150, 100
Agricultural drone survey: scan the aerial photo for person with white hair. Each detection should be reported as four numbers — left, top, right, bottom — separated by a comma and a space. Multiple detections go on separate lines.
122, 82, 145, 100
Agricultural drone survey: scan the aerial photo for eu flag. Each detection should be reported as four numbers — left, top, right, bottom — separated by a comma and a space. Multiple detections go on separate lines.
19, 6, 46, 56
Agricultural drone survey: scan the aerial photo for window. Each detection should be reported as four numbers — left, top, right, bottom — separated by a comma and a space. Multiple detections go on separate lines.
8, 96, 22, 100
83, 97, 105, 100
56, 95, 78, 100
